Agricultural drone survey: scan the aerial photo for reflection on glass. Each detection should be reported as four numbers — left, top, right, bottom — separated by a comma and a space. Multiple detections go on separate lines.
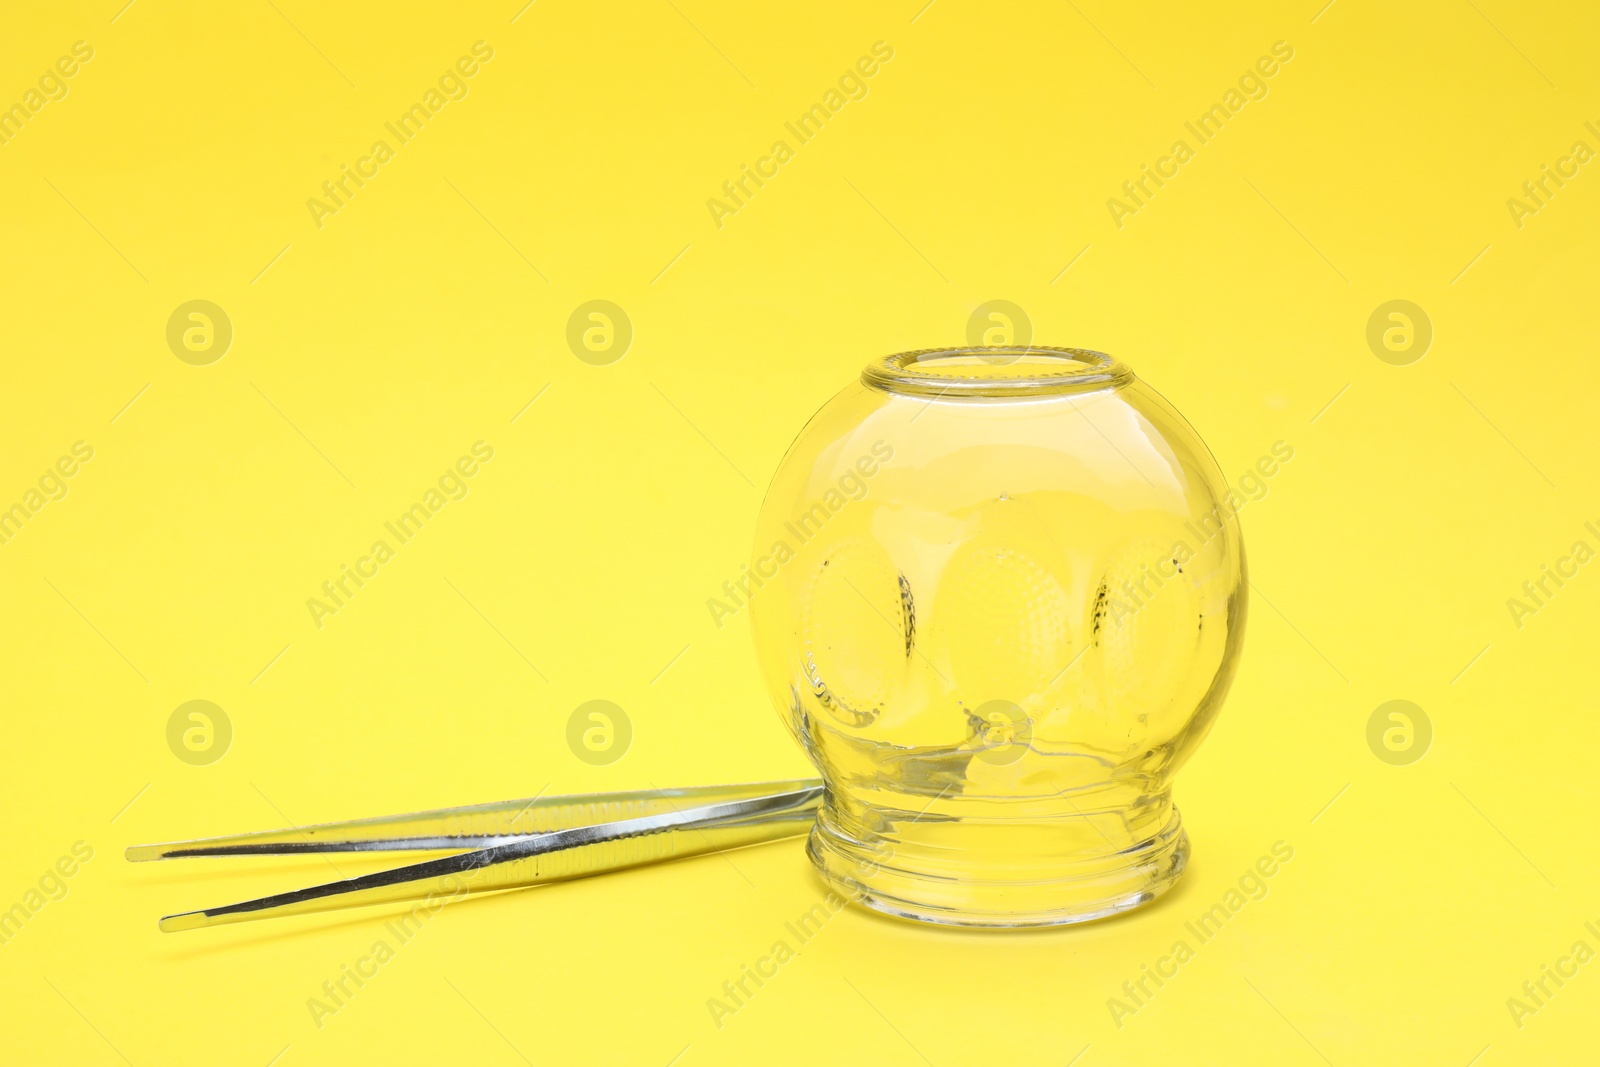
750, 348, 1247, 926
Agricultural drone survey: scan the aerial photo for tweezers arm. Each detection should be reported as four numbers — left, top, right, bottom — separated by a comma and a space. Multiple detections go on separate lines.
156, 786, 822, 932
127, 778, 823, 860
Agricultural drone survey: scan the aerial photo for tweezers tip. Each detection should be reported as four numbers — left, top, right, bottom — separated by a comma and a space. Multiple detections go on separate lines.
159, 911, 208, 933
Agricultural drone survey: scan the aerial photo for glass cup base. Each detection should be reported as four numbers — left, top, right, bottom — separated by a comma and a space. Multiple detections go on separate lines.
806, 794, 1189, 928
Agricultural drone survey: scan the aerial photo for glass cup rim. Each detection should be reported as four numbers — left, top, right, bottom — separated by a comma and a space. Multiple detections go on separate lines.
862, 346, 1135, 398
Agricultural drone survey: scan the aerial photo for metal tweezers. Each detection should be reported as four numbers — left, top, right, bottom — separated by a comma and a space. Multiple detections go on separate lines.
128, 779, 823, 932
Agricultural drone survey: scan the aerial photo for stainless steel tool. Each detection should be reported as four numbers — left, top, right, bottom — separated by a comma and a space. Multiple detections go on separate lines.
128, 779, 823, 931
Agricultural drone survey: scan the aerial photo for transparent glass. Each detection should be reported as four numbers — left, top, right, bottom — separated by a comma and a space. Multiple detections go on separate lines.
749, 347, 1247, 927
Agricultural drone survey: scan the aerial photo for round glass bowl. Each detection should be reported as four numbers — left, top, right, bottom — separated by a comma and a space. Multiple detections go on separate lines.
749, 347, 1247, 927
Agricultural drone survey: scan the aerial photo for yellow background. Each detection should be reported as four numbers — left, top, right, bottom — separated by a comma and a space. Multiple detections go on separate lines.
2, 0, 1598, 1063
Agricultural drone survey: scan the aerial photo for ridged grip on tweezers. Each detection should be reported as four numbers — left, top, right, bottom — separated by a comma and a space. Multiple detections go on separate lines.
126, 778, 822, 859
151, 785, 822, 931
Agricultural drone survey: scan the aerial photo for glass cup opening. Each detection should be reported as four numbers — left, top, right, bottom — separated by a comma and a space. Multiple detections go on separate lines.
862, 346, 1135, 399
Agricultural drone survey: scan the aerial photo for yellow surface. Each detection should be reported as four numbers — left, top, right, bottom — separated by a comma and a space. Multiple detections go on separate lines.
2, 1, 1597, 1063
